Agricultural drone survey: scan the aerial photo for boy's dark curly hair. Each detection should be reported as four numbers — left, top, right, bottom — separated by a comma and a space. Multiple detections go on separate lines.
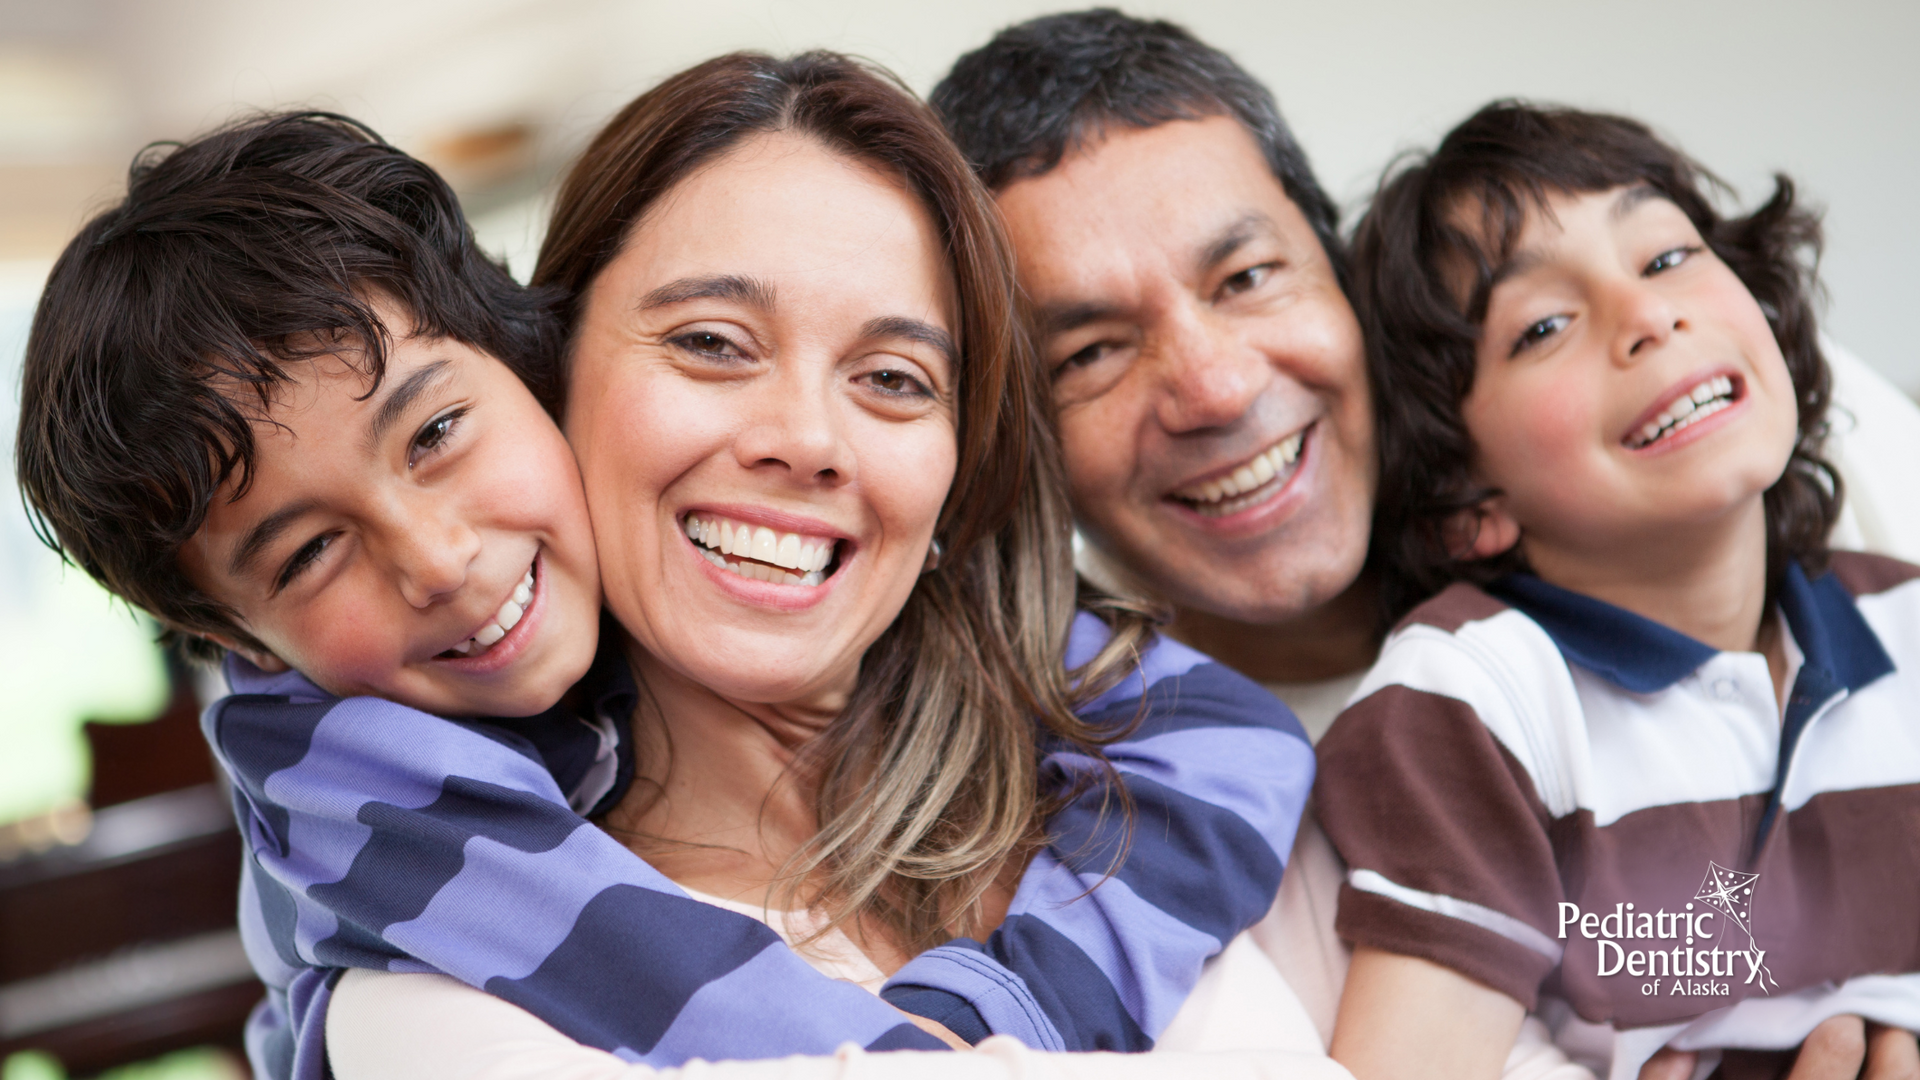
1352, 100, 1837, 621
16, 111, 563, 662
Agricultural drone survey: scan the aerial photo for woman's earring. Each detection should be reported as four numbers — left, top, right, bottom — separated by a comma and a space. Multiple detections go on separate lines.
923, 538, 943, 574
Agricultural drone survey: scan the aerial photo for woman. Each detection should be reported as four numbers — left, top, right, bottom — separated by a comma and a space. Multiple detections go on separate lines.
327, 52, 1337, 1078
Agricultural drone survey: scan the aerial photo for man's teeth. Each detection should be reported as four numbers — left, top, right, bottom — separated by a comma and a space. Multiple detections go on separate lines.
1632, 376, 1736, 448
1174, 430, 1306, 506
446, 568, 535, 657
684, 514, 832, 587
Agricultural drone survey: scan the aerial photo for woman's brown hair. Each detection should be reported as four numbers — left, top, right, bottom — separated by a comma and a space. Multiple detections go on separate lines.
534, 51, 1155, 951
1353, 101, 1837, 622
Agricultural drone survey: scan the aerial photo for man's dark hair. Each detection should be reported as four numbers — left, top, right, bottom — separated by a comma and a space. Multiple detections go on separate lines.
16, 110, 562, 661
930, 8, 1344, 281
1353, 100, 1837, 620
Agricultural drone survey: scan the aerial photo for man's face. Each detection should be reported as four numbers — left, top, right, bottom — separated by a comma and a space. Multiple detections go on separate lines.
996, 116, 1374, 625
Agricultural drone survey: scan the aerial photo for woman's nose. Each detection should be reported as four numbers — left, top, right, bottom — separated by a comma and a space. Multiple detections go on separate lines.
732, 366, 852, 483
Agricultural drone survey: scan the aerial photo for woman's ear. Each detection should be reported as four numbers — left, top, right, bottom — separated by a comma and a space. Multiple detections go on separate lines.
1444, 497, 1522, 562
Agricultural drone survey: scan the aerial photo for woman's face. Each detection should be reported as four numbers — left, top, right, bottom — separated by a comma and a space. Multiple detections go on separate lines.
566, 132, 959, 706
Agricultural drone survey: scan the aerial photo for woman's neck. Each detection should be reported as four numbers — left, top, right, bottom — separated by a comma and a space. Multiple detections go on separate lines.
601, 634, 846, 907
1524, 498, 1789, 705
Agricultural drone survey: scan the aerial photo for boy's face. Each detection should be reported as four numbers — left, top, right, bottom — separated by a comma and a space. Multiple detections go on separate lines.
1459, 186, 1800, 572
178, 312, 600, 717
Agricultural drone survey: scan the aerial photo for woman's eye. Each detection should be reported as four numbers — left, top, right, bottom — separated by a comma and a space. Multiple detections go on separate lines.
671, 331, 744, 359
1645, 246, 1700, 275
409, 408, 467, 468
1510, 314, 1571, 357
862, 368, 929, 397
274, 534, 334, 593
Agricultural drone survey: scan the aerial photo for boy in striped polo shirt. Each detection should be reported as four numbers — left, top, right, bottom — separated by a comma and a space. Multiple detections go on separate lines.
16, 112, 1315, 1080
1317, 102, 1920, 1080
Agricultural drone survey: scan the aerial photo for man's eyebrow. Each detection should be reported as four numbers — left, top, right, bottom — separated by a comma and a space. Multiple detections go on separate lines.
1611, 184, 1664, 220
861, 316, 958, 369
1035, 301, 1121, 337
366, 359, 455, 451
228, 500, 319, 579
639, 274, 777, 311
1197, 213, 1277, 274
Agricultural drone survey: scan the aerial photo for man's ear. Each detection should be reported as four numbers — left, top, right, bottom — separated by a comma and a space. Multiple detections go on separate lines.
1444, 496, 1522, 562
198, 631, 291, 673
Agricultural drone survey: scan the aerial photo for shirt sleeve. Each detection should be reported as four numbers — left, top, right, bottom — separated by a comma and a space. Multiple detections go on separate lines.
325, 969, 1359, 1080
1312, 636, 1568, 1010
883, 616, 1313, 1051
206, 685, 945, 1080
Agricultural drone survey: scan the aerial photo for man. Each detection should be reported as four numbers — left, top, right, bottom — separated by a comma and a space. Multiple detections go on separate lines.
931, 10, 1920, 1079
933, 10, 1378, 738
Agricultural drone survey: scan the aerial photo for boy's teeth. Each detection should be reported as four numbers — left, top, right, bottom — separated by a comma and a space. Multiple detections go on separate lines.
449, 566, 536, 657
1173, 430, 1305, 505
1632, 376, 1736, 448
684, 513, 836, 586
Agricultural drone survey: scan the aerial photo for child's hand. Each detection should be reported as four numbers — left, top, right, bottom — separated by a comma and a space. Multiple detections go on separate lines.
1636, 1047, 1696, 1080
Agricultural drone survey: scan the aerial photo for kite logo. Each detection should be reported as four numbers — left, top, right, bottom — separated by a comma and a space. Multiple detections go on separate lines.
1694, 861, 1776, 993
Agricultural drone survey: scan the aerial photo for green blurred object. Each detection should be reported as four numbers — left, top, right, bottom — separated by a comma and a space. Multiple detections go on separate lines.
0, 263, 172, 829
1, 1050, 64, 1080
1, 1047, 244, 1080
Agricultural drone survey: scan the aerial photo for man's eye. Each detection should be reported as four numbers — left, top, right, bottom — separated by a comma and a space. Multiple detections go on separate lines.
863, 368, 929, 397
1644, 246, 1700, 275
274, 534, 334, 593
1057, 341, 1116, 374
410, 408, 467, 468
1218, 262, 1277, 298
1510, 314, 1571, 357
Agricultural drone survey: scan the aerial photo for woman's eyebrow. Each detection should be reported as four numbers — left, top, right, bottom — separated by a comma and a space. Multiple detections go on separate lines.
861, 315, 958, 368
639, 274, 776, 311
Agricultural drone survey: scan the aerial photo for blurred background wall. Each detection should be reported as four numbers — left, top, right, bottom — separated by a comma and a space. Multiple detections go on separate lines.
0, 2, 1913, 1075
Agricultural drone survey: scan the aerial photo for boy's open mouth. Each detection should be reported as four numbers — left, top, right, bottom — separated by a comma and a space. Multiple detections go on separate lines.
1169, 426, 1308, 517
1624, 375, 1740, 450
684, 513, 841, 587
438, 561, 536, 658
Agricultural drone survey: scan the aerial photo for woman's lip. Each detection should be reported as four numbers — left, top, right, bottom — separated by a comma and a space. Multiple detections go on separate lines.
681, 502, 852, 543
432, 552, 545, 673
685, 530, 842, 612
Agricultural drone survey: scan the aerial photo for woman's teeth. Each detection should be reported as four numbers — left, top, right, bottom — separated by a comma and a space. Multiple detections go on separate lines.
1630, 376, 1736, 449
684, 514, 833, 587
443, 567, 534, 657
1173, 430, 1305, 515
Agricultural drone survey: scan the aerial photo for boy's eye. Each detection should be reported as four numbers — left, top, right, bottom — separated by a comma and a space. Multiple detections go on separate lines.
1644, 246, 1701, 275
1510, 314, 1571, 357
275, 533, 334, 593
409, 407, 468, 468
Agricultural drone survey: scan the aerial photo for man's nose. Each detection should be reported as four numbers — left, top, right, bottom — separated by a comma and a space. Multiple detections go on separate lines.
1150, 308, 1268, 433
731, 364, 852, 484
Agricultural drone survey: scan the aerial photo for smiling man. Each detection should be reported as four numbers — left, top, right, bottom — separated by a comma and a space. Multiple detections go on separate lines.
934, 10, 1380, 730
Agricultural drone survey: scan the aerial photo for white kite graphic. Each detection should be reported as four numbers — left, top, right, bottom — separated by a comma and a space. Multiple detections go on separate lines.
1694, 862, 1775, 991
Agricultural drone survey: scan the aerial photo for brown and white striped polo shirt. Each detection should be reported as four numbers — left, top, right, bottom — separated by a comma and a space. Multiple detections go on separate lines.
1316, 552, 1920, 1062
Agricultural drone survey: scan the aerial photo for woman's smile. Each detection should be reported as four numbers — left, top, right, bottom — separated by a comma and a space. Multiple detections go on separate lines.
684, 510, 842, 588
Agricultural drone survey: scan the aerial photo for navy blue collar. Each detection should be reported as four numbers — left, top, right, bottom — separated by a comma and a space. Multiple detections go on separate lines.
1488, 563, 1894, 696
